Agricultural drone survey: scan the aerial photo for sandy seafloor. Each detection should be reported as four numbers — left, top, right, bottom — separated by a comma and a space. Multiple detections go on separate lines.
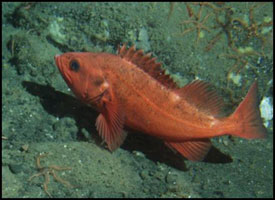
2, 2, 273, 198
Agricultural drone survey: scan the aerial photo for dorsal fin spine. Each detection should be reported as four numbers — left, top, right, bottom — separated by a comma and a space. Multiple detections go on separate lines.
125, 46, 135, 60
118, 44, 179, 89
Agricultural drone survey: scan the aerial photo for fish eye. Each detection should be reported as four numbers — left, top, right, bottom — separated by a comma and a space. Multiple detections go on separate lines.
69, 60, 80, 72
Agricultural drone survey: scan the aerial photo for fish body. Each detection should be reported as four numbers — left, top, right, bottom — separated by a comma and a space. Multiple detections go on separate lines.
55, 44, 266, 161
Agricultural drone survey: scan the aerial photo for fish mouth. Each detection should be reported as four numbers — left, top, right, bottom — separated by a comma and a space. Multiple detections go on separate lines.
86, 89, 107, 104
54, 55, 62, 70
54, 54, 73, 84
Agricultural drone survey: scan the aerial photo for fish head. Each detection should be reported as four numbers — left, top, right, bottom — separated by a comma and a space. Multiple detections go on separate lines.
55, 52, 109, 104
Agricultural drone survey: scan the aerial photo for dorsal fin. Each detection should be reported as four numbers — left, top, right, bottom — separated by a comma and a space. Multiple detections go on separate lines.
177, 80, 224, 117
118, 44, 179, 89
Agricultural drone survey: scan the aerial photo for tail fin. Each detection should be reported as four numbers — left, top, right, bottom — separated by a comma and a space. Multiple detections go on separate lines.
229, 82, 267, 139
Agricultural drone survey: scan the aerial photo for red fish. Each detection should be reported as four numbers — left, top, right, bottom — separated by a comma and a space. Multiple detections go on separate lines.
54, 44, 266, 161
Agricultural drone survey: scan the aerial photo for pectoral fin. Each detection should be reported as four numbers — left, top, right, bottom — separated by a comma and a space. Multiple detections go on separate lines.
95, 89, 127, 151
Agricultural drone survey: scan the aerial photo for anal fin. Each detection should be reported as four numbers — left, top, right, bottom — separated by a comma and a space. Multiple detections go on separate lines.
165, 139, 212, 161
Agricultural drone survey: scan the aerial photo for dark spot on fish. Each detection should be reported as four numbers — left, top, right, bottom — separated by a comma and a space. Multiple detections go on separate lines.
94, 77, 104, 86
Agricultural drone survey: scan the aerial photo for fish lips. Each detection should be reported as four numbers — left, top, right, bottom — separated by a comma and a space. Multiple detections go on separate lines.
54, 54, 62, 71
